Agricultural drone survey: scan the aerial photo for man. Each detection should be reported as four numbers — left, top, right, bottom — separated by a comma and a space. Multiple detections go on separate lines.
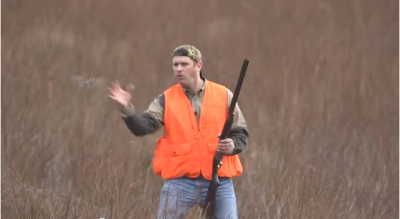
109, 45, 249, 219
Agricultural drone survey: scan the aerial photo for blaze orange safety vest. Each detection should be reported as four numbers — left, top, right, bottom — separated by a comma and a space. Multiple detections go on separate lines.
152, 81, 243, 180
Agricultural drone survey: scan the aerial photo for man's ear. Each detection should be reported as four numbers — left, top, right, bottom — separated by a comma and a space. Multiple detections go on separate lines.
196, 61, 203, 70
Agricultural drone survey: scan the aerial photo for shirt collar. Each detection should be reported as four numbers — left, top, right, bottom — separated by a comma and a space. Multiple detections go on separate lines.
184, 79, 206, 96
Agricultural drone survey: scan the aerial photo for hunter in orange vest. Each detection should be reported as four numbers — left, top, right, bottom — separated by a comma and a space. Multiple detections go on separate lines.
109, 45, 249, 219
152, 79, 243, 180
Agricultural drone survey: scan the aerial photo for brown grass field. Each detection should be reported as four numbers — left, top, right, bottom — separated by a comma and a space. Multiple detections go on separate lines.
2, 0, 399, 218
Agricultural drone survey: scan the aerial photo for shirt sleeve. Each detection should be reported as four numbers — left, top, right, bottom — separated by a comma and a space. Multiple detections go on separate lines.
121, 94, 165, 137
226, 88, 250, 155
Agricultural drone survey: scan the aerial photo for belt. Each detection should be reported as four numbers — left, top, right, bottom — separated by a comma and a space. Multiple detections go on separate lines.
182, 173, 230, 181
183, 173, 208, 181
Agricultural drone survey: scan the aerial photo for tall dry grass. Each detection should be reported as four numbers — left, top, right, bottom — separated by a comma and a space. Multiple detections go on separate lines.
2, 0, 398, 218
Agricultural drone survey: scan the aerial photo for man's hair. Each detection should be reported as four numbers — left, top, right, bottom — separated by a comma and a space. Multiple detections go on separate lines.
172, 45, 202, 62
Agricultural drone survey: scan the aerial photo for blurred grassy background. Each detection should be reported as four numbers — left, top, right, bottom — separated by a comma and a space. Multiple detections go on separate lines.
2, 0, 398, 218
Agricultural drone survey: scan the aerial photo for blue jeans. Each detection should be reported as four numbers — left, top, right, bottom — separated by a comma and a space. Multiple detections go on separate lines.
157, 176, 238, 219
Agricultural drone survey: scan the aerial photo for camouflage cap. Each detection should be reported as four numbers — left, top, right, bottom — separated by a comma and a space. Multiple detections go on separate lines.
172, 45, 202, 62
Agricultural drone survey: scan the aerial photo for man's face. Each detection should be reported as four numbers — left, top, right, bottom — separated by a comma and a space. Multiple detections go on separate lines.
172, 56, 202, 88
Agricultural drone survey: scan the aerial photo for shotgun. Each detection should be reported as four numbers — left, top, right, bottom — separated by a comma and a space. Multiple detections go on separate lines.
202, 58, 249, 218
